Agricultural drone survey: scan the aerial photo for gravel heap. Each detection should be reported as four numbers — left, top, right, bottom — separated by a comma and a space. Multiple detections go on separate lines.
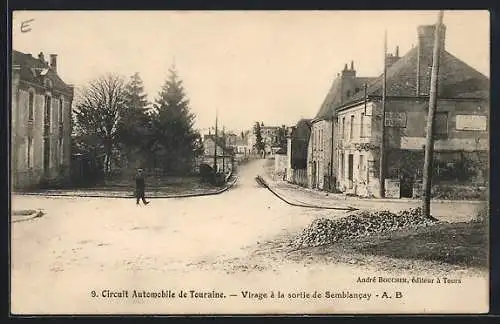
292, 207, 438, 248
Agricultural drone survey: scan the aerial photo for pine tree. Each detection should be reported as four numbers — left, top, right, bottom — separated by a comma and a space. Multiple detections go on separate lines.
254, 121, 265, 154
151, 65, 202, 174
118, 72, 151, 168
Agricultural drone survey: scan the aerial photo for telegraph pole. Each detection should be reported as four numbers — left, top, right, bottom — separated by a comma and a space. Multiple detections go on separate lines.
422, 11, 445, 217
213, 109, 218, 172
378, 30, 388, 198
222, 126, 226, 174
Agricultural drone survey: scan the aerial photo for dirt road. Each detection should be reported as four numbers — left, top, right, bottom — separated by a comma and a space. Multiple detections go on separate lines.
10, 159, 488, 314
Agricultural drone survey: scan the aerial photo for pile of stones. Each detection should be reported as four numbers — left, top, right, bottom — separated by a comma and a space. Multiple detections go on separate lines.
292, 207, 438, 248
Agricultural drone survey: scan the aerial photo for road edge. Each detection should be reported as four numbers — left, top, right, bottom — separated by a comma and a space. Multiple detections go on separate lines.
256, 175, 358, 211
12, 176, 239, 199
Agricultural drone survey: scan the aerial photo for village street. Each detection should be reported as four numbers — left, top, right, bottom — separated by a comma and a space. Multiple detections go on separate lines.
11, 159, 488, 315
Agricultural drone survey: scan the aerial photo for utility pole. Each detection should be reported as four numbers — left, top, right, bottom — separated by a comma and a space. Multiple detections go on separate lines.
378, 30, 388, 198
422, 10, 445, 217
213, 109, 218, 173
222, 126, 226, 174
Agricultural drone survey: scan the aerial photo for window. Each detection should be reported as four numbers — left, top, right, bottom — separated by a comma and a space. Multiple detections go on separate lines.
43, 95, 51, 173
59, 137, 63, 165
340, 153, 345, 180
342, 117, 346, 139
27, 137, 33, 168
44, 95, 51, 135
59, 98, 63, 124
434, 112, 448, 136
319, 129, 323, 150
350, 115, 355, 140
28, 92, 34, 121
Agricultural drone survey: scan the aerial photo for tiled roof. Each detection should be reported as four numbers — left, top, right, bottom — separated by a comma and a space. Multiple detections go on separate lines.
12, 50, 73, 94
314, 78, 342, 120
340, 48, 489, 108
314, 76, 376, 120
203, 134, 232, 153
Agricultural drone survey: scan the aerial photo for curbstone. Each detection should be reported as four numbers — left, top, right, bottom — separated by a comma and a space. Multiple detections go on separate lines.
267, 176, 486, 205
256, 175, 357, 211
11, 210, 44, 223
13, 177, 239, 199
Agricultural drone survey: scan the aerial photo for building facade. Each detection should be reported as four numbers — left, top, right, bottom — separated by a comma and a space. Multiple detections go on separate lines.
333, 24, 489, 198
12, 51, 74, 189
307, 60, 376, 191
201, 135, 233, 174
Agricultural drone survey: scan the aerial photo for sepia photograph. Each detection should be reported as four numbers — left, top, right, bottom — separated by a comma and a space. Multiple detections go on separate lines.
10, 10, 490, 314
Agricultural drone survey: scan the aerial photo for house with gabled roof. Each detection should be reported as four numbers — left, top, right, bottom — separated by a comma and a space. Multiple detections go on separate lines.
307, 60, 376, 191
201, 134, 234, 174
332, 24, 489, 198
12, 50, 75, 189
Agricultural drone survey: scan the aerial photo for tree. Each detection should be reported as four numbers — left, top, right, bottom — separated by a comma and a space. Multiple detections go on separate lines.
253, 121, 265, 154
73, 73, 127, 175
150, 65, 202, 174
118, 72, 152, 168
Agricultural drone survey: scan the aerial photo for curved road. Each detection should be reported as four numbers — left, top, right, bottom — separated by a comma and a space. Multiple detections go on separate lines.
10, 159, 487, 314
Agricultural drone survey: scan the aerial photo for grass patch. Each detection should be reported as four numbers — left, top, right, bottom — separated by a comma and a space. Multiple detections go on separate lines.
357, 221, 488, 268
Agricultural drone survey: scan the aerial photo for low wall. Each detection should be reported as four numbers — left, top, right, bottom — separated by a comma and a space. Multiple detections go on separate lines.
274, 154, 287, 177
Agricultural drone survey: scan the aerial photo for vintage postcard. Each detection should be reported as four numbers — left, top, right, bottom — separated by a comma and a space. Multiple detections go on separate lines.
10, 10, 490, 314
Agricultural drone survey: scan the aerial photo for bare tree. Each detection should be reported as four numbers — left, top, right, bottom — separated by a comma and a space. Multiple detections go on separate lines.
73, 73, 127, 175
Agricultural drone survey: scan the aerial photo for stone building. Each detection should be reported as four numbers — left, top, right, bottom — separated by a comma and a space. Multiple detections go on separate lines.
333, 24, 489, 198
260, 125, 282, 156
11, 50, 74, 189
201, 135, 233, 173
307, 60, 375, 190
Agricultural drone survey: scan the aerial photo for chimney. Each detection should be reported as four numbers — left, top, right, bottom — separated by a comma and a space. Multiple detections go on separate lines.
418, 24, 446, 53
38, 52, 45, 62
341, 62, 356, 77
385, 46, 400, 68
416, 24, 446, 96
341, 61, 356, 103
50, 54, 57, 72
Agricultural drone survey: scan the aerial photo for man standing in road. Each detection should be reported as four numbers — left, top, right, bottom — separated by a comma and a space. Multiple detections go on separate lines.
135, 168, 150, 205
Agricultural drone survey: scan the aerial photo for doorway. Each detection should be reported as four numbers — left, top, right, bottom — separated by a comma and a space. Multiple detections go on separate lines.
400, 174, 415, 198
43, 95, 51, 177
312, 161, 317, 188
347, 154, 354, 189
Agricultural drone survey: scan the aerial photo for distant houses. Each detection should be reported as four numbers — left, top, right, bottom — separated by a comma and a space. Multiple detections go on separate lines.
283, 23, 489, 199
201, 134, 234, 174
11, 50, 74, 189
